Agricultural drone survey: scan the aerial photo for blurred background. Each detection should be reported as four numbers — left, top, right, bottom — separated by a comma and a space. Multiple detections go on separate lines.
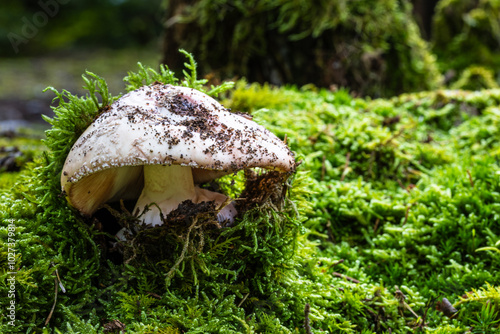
0, 0, 499, 131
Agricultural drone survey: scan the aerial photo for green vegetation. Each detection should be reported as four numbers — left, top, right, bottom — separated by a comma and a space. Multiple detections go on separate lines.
166, 0, 442, 97
0, 128, 46, 191
432, 0, 500, 88
451, 66, 499, 91
1, 53, 500, 333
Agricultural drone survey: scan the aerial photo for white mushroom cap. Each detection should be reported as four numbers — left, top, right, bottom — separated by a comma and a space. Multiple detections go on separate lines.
61, 83, 296, 216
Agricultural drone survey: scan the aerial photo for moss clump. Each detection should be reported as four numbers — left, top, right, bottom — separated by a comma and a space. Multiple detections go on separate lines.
432, 0, 500, 87
451, 66, 500, 91
241, 83, 500, 332
163, 0, 442, 97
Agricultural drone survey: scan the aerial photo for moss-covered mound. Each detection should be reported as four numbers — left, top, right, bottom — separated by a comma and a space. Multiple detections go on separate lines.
432, 0, 500, 88
163, 0, 442, 98
2, 55, 500, 333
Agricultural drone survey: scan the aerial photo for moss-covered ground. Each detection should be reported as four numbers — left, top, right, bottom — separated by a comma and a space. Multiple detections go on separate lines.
1, 57, 500, 333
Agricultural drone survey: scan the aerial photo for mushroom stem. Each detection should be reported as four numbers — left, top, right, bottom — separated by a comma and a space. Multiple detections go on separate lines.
134, 164, 236, 226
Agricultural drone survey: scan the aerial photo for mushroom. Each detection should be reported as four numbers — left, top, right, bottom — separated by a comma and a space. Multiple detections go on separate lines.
60, 83, 296, 227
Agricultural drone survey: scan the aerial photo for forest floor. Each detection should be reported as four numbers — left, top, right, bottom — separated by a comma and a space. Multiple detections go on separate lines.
2, 51, 500, 332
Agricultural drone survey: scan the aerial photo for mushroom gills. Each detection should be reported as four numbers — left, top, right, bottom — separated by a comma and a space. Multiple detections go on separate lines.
67, 166, 143, 216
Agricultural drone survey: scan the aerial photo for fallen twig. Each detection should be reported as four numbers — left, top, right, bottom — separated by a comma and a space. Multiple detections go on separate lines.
394, 286, 420, 320
466, 170, 474, 188
402, 202, 417, 225
373, 218, 380, 233
332, 272, 360, 284
331, 259, 345, 267
147, 292, 162, 299
304, 303, 312, 334
45, 263, 66, 326
238, 293, 249, 308
44, 276, 58, 326
54, 267, 66, 293
340, 152, 351, 181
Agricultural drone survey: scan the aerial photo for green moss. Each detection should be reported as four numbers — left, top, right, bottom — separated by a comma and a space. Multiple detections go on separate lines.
451, 66, 499, 91
432, 0, 500, 87
2, 55, 500, 332
165, 0, 442, 97
236, 83, 500, 332
0, 53, 318, 333
0, 129, 47, 190
0, 172, 20, 191
224, 80, 294, 113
